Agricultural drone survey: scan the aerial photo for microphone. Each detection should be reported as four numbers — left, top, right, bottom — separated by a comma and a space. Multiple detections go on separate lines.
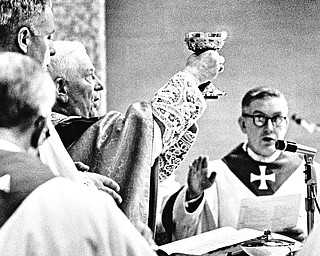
275, 140, 317, 156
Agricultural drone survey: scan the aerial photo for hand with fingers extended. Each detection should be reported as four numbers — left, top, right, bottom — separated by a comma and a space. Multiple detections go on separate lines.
186, 155, 216, 200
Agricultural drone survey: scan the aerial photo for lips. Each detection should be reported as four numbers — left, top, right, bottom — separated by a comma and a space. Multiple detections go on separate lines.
92, 97, 100, 108
262, 137, 275, 142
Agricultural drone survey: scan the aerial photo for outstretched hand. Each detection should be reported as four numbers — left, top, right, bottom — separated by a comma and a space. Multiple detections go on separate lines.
187, 155, 216, 200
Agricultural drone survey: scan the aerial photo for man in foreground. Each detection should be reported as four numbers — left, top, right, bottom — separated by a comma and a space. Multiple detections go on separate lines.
162, 86, 320, 242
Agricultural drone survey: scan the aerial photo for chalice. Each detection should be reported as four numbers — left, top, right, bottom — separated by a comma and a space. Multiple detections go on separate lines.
240, 229, 301, 256
185, 31, 227, 99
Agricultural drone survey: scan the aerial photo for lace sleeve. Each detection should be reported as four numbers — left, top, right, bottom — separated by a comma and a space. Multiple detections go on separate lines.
151, 71, 206, 151
158, 127, 197, 182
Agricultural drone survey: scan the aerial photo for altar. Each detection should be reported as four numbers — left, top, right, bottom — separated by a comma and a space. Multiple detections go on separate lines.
157, 227, 302, 256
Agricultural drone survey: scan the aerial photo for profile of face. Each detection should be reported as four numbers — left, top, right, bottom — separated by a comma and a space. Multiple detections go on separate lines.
238, 96, 289, 157
19, 1, 55, 70
63, 51, 104, 117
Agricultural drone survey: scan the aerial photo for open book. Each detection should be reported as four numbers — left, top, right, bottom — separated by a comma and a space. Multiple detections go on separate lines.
158, 227, 302, 256
158, 227, 262, 255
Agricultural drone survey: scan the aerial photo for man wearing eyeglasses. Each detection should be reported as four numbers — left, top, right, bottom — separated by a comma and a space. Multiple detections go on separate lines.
161, 86, 320, 243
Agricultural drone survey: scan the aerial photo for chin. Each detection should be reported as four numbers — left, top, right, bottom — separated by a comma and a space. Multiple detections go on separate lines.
260, 147, 277, 157
89, 110, 98, 118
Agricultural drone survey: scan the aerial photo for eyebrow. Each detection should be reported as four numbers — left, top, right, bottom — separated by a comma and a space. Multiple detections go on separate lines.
252, 110, 284, 116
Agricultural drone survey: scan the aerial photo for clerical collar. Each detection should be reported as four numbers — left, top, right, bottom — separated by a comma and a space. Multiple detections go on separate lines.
0, 138, 22, 152
242, 142, 281, 163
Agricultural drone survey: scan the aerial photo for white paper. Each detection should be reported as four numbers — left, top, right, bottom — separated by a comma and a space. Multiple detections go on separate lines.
237, 194, 302, 232
158, 227, 263, 255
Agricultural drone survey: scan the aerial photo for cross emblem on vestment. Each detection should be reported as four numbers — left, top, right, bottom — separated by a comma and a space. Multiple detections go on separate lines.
250, 166, 275, 190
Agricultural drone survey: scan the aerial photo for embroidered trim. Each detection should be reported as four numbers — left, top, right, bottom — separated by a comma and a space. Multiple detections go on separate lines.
151, 72, 206, 151
159, 130, 196, 182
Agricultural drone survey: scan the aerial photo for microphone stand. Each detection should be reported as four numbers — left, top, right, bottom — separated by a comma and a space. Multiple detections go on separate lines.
304, 154, 317, 235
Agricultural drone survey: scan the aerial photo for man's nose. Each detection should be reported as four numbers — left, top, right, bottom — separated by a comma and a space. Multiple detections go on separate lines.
219, 55, 225, 64
94, 75, 104, 91
265, 118, 275, 130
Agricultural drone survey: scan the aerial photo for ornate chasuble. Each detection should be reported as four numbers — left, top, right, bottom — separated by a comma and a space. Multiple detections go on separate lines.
0, 150, 55, 227
65, 105, 198, 228
54, 107, 197, 229
67, 102, 154, 225
222, 144, 303, 196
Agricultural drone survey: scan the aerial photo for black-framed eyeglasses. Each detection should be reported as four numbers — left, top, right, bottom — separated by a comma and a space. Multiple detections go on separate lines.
242, 113, 287, 127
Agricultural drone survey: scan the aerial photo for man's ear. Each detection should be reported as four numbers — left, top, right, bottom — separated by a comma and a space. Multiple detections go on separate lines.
17, 27, 31, 54
238, 116, 247, 134
30, 116, 46, 149
54, 77, 69, 104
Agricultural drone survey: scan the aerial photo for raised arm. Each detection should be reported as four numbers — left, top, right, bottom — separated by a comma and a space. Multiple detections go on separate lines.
151, 50, 224, 152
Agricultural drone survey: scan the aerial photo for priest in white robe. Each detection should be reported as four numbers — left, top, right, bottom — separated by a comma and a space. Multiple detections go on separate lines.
161, 86, 320, 243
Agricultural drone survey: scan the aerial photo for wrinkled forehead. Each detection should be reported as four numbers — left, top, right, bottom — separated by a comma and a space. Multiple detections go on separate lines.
28, 1, 55, 36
